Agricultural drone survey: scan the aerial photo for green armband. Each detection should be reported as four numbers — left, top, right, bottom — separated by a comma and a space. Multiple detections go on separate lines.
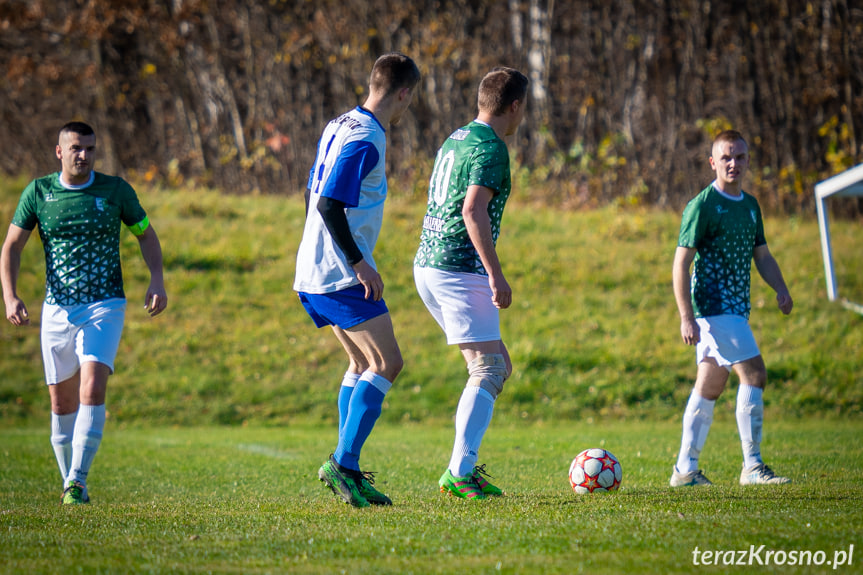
128, 216, 150, 236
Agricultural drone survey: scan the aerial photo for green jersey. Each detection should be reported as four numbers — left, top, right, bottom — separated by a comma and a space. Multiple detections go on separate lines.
414, 121, 511, 275
11, 172, 148, 306
678, 183, 766, 319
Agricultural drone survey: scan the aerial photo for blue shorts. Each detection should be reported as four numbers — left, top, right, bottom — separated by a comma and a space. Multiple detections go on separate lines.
298, 284, 389, 329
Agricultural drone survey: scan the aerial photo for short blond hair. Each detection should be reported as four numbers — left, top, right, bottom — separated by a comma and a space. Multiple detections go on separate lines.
713, 130, 747, 150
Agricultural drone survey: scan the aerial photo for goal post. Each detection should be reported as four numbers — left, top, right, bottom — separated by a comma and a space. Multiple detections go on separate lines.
815, 163, 863, 313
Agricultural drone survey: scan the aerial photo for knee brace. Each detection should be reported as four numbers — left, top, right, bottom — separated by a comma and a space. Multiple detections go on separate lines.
466, 354, 508, 399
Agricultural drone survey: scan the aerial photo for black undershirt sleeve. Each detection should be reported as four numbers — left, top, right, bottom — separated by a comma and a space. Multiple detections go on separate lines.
317, 196, 364, 266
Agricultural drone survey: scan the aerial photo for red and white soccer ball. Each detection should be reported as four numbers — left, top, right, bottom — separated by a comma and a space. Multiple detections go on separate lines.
569, 448, 622, 494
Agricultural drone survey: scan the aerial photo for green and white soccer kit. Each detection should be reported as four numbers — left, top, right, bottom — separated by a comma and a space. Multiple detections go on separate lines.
414, 120, 514, 482
12, 170, 151, 500
12, 172, 149, 379
678, 183, 766, 366
414, 120, 511, 275
414, 120, 512, 343
675, 183, 779, 480
678, 183, 766, 320
12, 172, 149, 306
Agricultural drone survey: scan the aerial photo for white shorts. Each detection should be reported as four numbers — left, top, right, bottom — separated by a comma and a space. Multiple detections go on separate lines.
413, 266, 501, 345
695, 315, 760, 371
40, 298, 127, 384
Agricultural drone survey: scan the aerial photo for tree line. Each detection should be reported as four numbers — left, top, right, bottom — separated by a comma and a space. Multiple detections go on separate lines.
1, 0, 861, 214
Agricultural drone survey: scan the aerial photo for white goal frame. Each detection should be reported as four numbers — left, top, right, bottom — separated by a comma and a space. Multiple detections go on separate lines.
815, 163, 863, 314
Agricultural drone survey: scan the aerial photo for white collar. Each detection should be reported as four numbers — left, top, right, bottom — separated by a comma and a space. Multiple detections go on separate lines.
59, 171, 95, 190
711, 181, 744, 201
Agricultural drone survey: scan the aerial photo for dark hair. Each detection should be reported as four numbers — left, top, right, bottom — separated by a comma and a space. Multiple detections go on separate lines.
58, 121, 95, 140
478, 67, 529, 116
369, 52, 421, 97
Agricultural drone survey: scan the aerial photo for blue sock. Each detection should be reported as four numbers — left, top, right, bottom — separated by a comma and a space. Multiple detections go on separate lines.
338, 372, 361, 434
334, 372, 391, 471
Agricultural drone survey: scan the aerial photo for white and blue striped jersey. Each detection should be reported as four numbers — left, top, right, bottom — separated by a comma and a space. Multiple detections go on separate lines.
294, 107, 388, 294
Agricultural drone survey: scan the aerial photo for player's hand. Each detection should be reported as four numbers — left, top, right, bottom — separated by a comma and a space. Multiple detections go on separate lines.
489, 273, 512, 309
353, 259, 383, 301
144, 285, 168, 317
5, 297, 30, 326
776, 291, 793, 315
680, 317, 700, 346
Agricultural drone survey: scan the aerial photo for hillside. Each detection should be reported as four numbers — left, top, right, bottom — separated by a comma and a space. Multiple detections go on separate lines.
1, 182, 860, 425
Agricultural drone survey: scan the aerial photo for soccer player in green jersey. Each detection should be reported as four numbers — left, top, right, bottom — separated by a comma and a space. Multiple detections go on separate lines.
414, 67, 528, 499
670, 130, 793, 488
1, 121, 167, 504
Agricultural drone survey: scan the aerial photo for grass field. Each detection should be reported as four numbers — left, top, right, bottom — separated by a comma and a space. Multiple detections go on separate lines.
2, 419, 862, 574
1, 180, 861, 573
1, 182, 861, 425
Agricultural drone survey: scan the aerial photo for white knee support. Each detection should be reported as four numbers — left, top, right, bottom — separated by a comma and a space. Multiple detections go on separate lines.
466, 354, 508, 399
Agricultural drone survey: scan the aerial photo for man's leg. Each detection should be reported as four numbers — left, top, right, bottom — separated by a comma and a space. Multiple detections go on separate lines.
733, 355, 789, 484
438, 341, 509, 499
734, 355, 767, 470
329, 330, 367, 434
331, 313, 402, 471
48, 375, 81, 488
65, 362, 110, 501
448, 342, 509, 477
672, 359, 728, 483
319, 314, 401, 506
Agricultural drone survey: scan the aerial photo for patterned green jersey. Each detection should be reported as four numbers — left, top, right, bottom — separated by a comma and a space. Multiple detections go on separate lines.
11, 172, 148, 305
678, 183, 766, 319
414, 121, 511, 274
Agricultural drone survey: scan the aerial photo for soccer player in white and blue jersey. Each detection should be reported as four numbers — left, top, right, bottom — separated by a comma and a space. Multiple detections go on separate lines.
1, 121, 167, 504
670, 130, 793, 488
294, 53, 420, 508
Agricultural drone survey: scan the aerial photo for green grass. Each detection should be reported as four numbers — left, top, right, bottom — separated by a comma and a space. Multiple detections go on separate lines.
2, 419, 861, 574
1, 180, 861, 572
1, 183, 861, 425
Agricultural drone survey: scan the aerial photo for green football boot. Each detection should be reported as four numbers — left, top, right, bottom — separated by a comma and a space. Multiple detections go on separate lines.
439, 469, 485, 500
471, 464, 504, 496
356, 470, 393, 506
318, 456, 369, 508
61, 480, 89, 505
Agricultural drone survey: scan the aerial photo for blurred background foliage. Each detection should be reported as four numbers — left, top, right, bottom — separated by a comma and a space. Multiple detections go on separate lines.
1, 0, 862, 214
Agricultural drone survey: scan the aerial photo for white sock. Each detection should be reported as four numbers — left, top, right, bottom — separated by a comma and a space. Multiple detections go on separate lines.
337, 371, 361, 434
736, 384, 764, 469
51, 411, 78, 484
676, 392, 715, 474
68, 404, 106, 489
449, 386, 495, 477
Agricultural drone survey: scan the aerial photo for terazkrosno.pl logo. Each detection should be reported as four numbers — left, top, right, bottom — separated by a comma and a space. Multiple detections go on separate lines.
692, 544, 854, 569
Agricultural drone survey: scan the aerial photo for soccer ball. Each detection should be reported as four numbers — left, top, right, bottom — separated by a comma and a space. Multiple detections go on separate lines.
569, 448, 622, 494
